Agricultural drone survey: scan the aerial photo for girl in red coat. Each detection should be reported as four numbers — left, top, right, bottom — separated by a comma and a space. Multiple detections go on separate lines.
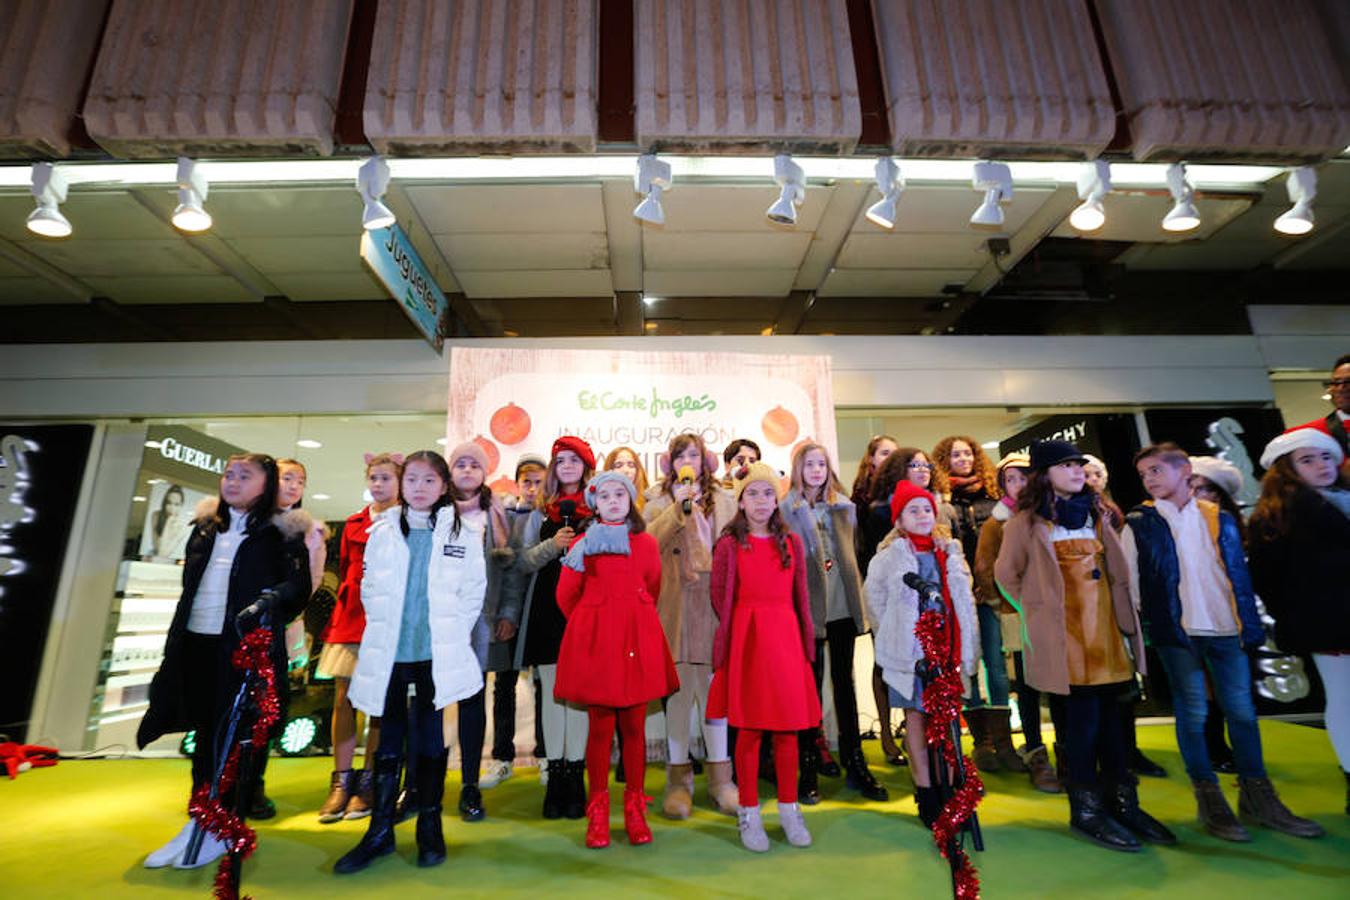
555, 471, 678, 848
709, 463, 820, 853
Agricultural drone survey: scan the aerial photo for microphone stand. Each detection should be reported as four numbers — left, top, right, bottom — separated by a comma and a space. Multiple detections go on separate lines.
913, 584, 984, 898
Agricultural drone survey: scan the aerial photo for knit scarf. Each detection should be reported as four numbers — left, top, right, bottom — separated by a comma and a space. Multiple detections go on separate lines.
947, 473, 985, 496
544, 491, 592, 525
907, 533, 962, 662
1039, 491, 1096, 531
561, 521, 631, 571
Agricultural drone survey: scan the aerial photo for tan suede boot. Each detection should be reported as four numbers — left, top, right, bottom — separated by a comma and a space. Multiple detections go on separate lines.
662, 763, 694, 820
705, 760, 739, 815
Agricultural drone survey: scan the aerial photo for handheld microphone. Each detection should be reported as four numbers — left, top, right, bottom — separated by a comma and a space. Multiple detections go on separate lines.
677, 465, 696, 515
236, 588, 280, 628
902, 572, 946, 615
559, 499, 577, 529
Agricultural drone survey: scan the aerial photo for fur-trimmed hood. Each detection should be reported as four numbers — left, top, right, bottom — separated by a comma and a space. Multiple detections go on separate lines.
191, 496, 319, 540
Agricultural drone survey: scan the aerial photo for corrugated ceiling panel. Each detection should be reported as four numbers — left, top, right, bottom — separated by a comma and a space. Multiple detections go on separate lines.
635, 0, 861, 153
83, 0, 353, 158
1096, 0, 1350, 162
871, 0, 1114, 159
0, 0, 110, 158
364, 0, 598, 155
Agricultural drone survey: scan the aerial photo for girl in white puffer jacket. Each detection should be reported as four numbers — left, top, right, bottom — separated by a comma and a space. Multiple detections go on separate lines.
336, 450, 486, 874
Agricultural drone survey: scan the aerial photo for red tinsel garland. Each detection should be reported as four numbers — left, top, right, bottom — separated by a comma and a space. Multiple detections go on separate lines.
185, 627, 280, 900
916, 608, 983, 900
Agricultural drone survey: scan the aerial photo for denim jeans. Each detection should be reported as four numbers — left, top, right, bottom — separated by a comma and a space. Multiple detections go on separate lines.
966, 604, 1011, 708
1156, 635, 1265, 784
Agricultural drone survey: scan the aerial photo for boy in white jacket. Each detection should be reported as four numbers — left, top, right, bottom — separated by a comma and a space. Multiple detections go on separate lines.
336, 450, 486, 874
863, 481, 978, 826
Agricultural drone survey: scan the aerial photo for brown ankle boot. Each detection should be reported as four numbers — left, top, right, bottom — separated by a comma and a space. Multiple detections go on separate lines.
1023, 745, 1062, 793
319, 770, 352, 823
989, 709, 1027, 772
1237, 776, 1325, 838
1194, 780, 1249, 842
661, 763, 694, 820
705, 760, 739, 815
966, 709, 1000, 772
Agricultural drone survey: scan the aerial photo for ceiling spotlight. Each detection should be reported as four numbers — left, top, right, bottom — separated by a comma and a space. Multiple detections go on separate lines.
296, 438, 322, 448
864, 157, 903, 229
970, 160, 1012, 228
1274, 166, 1316, 236
633, 154, 672, 225
26, 162, 72, 238
357, 156, 397, 231
170, 157, 212, 232
1162, 162, 1200, 232
766, 154, 806, 225
1069, 160, 1111, 232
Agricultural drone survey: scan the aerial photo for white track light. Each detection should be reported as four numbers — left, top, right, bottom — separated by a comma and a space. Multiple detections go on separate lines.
633, 154, 672, 225
356, 156, 396, 231
26, 162, 72, 238
1274, 166, 1316, 235
864, 157, 903, 229
970, 161, 1012, 228
170, 157, 212, 232
1069, 160, 1111, 232
766, 154, 806, 225
1162, 162, 1200, 232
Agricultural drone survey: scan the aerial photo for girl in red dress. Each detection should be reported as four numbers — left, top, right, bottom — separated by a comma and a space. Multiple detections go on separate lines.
709, 463, 820, 852
554, 471, 679, 849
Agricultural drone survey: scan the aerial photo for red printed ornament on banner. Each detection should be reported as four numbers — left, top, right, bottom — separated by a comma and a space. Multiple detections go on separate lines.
474, 436, 500, 476
761, 406, 799, 446
490, 475, 518, 496
792, 437, 815, 459
490, 403, 531, 445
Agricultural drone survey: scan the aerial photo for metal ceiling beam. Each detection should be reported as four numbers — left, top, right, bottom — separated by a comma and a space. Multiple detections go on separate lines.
613, 290, 645, 335
0, 237, 95, 302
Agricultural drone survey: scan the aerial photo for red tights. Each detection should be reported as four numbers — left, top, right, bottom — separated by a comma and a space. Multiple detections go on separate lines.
586, 704, 647, 793
735, 729, 798, 807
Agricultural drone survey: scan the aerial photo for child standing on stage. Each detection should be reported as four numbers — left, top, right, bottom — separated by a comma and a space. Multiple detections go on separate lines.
645, 432, 740, 818
140, 453, 311, 870
336, 450, 487, 873
782, 442, 887, 804
863, 481, 978, 826
510, 437, 596, 819
1124, 443, 1321, 841
708, 463, 820, 852
447, 442, 515, 824
554, 471, 679, 848
994, 440, 1167, 853
317, 453, 402, 823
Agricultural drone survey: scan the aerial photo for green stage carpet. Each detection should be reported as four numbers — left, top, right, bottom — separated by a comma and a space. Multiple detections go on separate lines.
1, 722, 1345, 899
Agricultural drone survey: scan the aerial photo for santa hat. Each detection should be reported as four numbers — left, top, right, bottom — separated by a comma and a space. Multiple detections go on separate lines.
585, 470, 637, 505
1188, 456, 1243, 499
447, 441, 488, 471
551, 435, 596, 470
733, 462, 783, 500
1259, 427, 1344, 470
890, 480, 937, 524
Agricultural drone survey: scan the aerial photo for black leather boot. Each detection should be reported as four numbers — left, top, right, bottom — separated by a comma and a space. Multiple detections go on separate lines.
1068, 785, 1141, 852
843, 746, 889, 802
563, 759, 587, 820
914, 785, 943, 828
334, 756, 400, 874
542, 759, 565, 819
415, 751, 449, 867
246, 777, 277, 820
1109, 779, 1177, 845
393, 756, 419, 824
798, 733, 821, 806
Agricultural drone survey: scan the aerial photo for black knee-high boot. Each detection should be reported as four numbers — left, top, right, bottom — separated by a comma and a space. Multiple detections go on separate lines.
416, 751, 449, 867
334, 755, 400, 874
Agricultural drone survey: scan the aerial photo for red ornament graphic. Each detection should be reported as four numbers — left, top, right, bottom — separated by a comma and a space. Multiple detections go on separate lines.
490, 403, 531, 445
761, 406, 800, 446
474, 435, 500, 476
489, 475, 518, 496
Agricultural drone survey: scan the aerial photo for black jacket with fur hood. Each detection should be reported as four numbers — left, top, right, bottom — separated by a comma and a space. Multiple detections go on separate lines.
137, 498, 312, 748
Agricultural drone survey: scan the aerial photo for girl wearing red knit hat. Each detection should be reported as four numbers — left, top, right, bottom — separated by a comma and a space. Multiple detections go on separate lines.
862, 480, 978, 827
509, 435, 597, 819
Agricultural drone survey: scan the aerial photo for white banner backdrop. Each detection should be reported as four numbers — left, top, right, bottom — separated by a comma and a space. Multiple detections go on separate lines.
446, 347, 837, 491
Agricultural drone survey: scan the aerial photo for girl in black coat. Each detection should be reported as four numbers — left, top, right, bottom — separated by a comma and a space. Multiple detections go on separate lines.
1249, 429, 1350, 814
139, 453, 311, 870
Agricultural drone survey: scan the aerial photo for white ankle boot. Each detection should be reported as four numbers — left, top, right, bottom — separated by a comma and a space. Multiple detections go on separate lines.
737, 805, 770, 852
173, 827, 228, 869
145, 820, 194, 868
779, 801, 812, 847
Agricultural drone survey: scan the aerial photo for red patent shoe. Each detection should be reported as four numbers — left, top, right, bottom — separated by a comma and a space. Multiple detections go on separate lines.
624, 788, 653, 845
585, 790, 611, 849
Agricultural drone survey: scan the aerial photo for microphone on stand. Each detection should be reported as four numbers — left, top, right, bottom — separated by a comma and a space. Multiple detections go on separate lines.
559, 499, 577, 530
903, 572, 946, 616
677, 465, 696, 515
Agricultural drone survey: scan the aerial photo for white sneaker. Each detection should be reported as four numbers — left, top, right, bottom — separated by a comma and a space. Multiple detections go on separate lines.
480, 759, 513, 789
173, 828, 229, 869
737, 805, 770, 853
779, 801, 812, 847
145, 820, 194, 868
